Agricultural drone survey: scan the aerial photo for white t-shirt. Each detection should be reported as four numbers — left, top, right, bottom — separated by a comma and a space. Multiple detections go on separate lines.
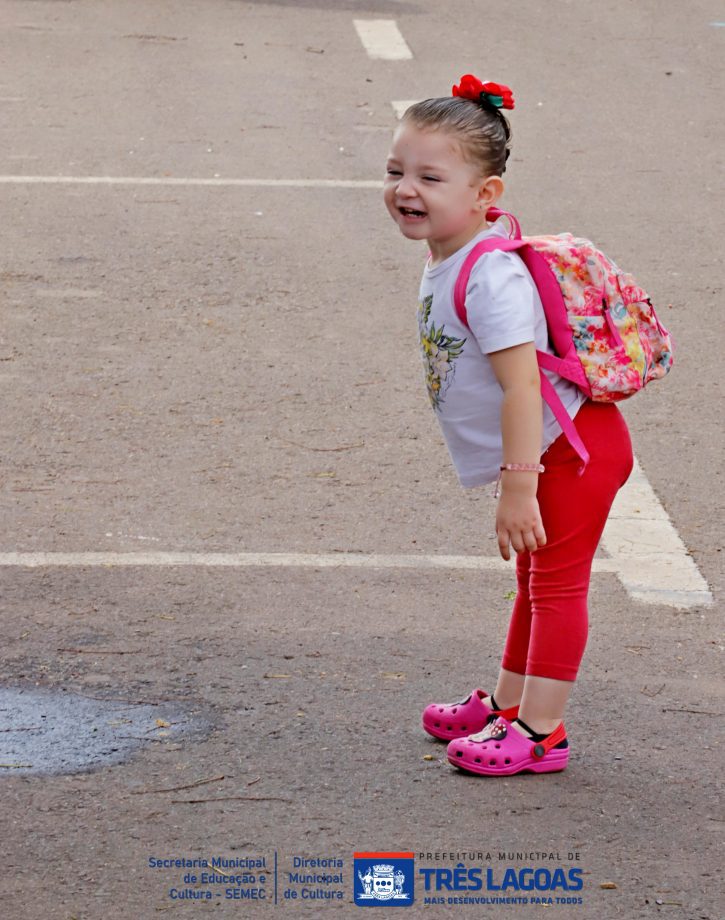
417, 217, 587, 488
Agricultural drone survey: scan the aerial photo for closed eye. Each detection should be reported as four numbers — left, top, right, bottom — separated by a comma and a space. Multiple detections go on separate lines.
423, 176, 440, 182
386, 168, 402, 176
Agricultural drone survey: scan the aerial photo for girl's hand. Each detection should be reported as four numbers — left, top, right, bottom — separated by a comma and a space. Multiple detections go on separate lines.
495, 491, 547, 561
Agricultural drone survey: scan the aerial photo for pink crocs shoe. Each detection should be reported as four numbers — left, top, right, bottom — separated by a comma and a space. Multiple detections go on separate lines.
422, 690, 519, 741
447, 716, 569, 776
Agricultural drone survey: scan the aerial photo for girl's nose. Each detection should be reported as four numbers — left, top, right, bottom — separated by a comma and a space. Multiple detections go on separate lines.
396, 175, 417, 197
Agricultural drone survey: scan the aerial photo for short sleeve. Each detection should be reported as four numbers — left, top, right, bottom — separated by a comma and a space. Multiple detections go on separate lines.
464, 249, 537, 354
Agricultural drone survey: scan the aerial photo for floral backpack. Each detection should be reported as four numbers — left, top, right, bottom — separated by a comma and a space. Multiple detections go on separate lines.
453, 206, 675, 474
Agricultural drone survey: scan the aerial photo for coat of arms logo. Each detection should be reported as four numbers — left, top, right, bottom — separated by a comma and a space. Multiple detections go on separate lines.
353, 852, 414, 906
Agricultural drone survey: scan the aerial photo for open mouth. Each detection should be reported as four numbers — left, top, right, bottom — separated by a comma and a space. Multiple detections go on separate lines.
399, 206, 427, 218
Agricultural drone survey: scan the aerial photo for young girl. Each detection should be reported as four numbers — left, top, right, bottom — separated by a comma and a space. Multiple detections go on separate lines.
384, 75, 634, 776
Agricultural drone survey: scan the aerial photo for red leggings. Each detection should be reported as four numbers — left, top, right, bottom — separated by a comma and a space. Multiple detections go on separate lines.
500, 399, 634, 681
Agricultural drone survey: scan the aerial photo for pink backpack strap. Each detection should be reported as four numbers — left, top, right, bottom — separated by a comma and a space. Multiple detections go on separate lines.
453, 237, 527, 327
453, 234, 591, 475
486, 206, 522, 240
537, 372, 589, 474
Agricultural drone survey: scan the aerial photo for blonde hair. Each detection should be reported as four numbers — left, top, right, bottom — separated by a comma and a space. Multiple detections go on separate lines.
402, 96, 512, 177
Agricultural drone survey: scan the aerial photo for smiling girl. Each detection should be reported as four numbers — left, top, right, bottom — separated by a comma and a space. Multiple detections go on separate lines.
384, 76, 634, 776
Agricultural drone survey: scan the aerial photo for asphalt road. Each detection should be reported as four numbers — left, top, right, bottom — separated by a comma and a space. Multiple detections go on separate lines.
0, 1, 722, 918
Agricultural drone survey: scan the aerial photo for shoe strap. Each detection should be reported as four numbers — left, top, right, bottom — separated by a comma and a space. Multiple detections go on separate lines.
531, 722, 567, 758
494, 704, 519, 721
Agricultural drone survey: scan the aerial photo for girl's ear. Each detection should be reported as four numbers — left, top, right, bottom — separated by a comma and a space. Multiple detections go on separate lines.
476, 175, 505, 210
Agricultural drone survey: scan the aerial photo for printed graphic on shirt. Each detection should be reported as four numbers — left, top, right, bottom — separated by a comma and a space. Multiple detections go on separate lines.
417, 294, 467, 412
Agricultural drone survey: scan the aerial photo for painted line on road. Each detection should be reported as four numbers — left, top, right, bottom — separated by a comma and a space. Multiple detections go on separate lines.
353, 20, 412, 60
601, 456, 713, 609
0, 541, 712, 611
0, 458, 712, 610
0, 453, 712, 610
0, 175, 382, 189
0, 551, 521, 570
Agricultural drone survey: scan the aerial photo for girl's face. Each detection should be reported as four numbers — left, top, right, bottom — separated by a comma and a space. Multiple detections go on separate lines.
384, 121, 502, 261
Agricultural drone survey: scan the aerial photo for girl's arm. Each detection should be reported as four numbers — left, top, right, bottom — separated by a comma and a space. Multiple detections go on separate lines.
488, 342, 547, 559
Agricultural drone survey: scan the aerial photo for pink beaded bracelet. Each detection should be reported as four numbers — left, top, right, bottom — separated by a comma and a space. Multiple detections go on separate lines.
494, 462, 545, 499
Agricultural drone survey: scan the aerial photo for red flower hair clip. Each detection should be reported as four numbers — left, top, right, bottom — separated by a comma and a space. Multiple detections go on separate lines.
452, 74, 515, 111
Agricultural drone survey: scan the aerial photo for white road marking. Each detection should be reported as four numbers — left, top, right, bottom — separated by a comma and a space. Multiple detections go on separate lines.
0, 550, 618, 574
353, 19, 413, 60
0, 537, 708, 609
602, 456, 713, 608
0, 456, 711, 610
391, 100, 419, 119
0, 176, 381, 188
0, 551, 517, 570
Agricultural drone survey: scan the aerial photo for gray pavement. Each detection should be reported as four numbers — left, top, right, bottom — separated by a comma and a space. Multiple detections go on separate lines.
0, 1, 723, 919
